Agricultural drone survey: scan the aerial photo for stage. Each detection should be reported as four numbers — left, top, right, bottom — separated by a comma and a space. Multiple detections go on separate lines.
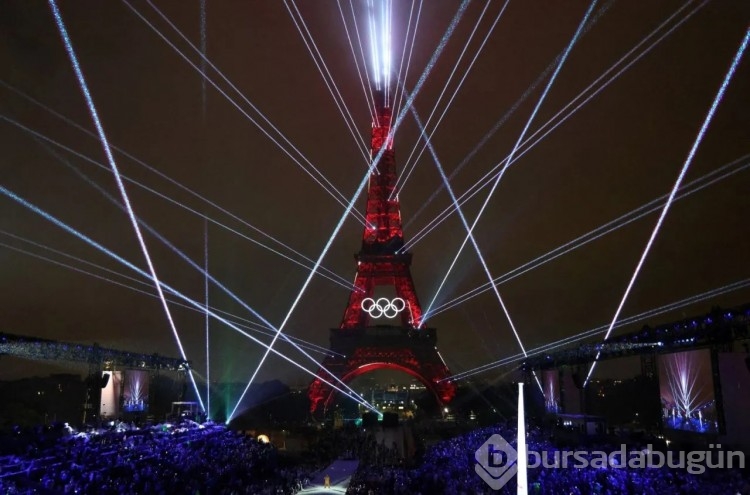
297, 460, 359, 494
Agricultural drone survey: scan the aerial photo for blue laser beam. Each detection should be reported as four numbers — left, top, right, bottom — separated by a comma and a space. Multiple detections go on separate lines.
283, 0, 370, 159
0, 186, 376, 413
204, 219, 210, 420
408, 101, 543, 393
393, 0, 503, 199
124, 0, 369, 220
337, 0, 376, 121
403, 0, 703, 252
47, 147, 370, 413
367, 0, 381, 90
0, 82, 360, 289
200, 0, 207, 120
584, 26, 750, 387
396, 0, 510, 198
391, 0, 416, 117
427, 154, 750, 319
403, 0, 617, 225
227, 0, 471, 420
17, 110, 348, 376
389, 0, 470, 144
49, 0, 204, 411
393, 0, 422, 122
424, 0, 599, 319
348, 0, 379, 123
0, 229, 340, 358
0, 113, 359, 293
449, 278, 750, 381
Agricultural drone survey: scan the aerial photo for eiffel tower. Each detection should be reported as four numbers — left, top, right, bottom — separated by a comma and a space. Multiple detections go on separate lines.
308, 94, 456, 416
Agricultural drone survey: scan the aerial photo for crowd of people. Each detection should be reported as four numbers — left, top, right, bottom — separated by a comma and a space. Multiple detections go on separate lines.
346, 422, 750, 494
316, 428, 403, 466
0, 421, 314, 494
2, 419, 749, 494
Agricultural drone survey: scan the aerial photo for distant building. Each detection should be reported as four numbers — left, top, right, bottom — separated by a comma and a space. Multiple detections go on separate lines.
359, 381, 426, 415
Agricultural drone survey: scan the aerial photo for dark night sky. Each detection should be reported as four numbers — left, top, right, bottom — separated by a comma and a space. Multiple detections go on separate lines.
1, 1, 749, 390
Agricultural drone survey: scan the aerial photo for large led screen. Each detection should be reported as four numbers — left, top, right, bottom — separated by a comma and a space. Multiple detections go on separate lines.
101, 371, 122, 418
122, 370, 149, 413
658, 349, 717, 434
543, 370, 561, 413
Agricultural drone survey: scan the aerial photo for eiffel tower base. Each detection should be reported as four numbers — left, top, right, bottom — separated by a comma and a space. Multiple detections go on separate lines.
308, 326, 456, 418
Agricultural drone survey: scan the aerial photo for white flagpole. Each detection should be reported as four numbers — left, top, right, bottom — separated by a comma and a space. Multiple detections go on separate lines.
517, 382, 527, 495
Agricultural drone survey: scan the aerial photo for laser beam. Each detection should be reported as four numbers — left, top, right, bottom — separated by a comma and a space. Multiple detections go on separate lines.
403, 0, 704, 252
349, 0, 379, 124
228, 0, 471, 420
0, 230, 340, 358
391, 0, 417, 118
664, 352, 707, 418
284, 0, 370, 159
424, 0, 599, 319
124, 0, 369, 221
393, 0, 422, 122
427, 154, 750, 319
204, 220, 211, 420
200, 0, 207, 120
584, 26, 750, 387
45, 148, 371, 415
49, 0, 204, 411
408, 101, 542, 393
0, 112, 360, 293
448, 278, 750, 381
403, 0, 617, 227
0, 186, 377, 414
393, 0, 504, 199
337, 0, 377, 121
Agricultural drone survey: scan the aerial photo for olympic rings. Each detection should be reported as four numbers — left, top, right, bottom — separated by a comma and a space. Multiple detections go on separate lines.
361, 297, 406, 319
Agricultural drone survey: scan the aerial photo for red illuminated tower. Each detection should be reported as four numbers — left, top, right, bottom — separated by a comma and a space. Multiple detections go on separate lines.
308, 94, 456, 416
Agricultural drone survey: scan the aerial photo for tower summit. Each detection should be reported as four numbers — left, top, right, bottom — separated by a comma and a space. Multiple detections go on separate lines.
362, 91, 401, 250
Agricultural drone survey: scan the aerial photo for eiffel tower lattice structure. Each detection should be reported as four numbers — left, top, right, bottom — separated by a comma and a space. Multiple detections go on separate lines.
308, 95, 456, 416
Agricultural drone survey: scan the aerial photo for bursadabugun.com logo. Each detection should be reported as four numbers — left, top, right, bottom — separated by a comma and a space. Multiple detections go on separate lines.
474, 432, 745, 491
474, 434, 519, 490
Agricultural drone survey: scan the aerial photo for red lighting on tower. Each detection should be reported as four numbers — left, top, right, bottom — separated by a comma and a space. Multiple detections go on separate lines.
309, 93, 456, 416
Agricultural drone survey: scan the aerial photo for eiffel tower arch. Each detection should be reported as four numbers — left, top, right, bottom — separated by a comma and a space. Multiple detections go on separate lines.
309, 94, 456, 416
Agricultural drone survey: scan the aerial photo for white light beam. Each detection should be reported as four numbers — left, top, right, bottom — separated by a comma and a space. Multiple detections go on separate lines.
49, 0, 204, 411
424, 0, 599, 318
584, 27, 750, 386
